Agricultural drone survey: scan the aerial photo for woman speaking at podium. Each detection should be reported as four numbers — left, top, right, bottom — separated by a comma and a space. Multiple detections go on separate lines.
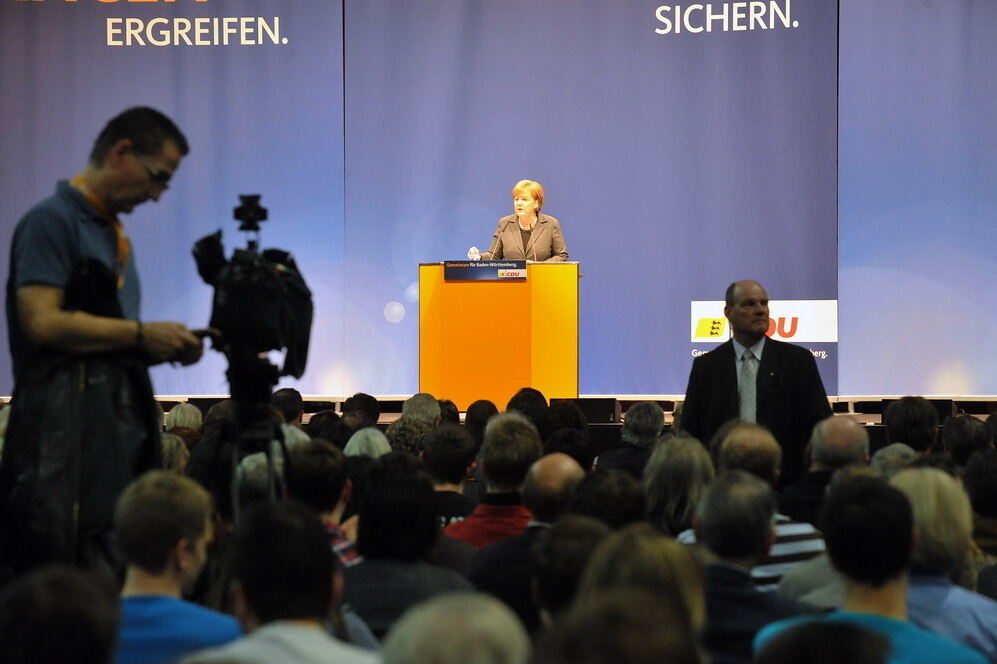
476, 180, 569, 262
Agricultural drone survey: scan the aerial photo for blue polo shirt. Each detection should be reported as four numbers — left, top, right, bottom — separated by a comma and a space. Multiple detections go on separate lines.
6, 180, 141, 376
116, 595, 242, 664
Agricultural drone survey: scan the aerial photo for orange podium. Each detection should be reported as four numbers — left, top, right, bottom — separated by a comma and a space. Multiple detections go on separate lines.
419, 262, 579, 411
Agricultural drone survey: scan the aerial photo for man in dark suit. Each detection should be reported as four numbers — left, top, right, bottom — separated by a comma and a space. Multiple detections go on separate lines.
697, 471, 816, 664
682, 280, 831, 485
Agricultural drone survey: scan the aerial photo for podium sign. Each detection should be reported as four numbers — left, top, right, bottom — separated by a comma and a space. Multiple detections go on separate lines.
443, 260, 527, 281
419, 262, 579, 410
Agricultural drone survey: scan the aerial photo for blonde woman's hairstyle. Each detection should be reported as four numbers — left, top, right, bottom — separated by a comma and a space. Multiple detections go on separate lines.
890, 467, 973, 576
576, 522, 705, 634
165, 402, 203, 431
644, 435, 715, 536
161, 433, 190, 473
512, 180, 544, 212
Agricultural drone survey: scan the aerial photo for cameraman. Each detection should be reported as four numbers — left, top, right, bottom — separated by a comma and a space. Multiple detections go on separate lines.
0, 107, 204, 575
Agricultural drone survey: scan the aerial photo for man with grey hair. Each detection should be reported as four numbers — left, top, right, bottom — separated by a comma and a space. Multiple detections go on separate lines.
870, 443, 917, 478
401, 392, 442, 426
780, 416, 869, 527
697, 470, 816, 664
382, 593, 529, 664
444, 412, 542, 548
595, 401, 663, 478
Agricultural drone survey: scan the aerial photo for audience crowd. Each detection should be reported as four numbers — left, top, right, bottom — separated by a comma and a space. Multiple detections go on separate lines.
1, 389, 996, 664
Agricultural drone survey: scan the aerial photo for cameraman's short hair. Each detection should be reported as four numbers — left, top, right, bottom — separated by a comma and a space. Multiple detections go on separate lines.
695, 470, 774, 560
114, 471, 212, 574
481, 412, 542, 491
89, 106, 188, 165
621, 402, 664, 449
271, 388, 304, 424
234, 502, 335, 623
288, 439, 348, 514
402, 393, 441, 425
422, 423, 476, 485
383, 593, 529, 664
820, 476, 912, 588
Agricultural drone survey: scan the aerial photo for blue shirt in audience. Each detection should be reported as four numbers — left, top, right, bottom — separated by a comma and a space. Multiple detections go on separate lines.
116, 595, 242, 664
755, 611, 987, 664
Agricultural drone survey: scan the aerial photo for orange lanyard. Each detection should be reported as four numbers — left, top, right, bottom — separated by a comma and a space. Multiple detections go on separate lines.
70, 176, 129, 289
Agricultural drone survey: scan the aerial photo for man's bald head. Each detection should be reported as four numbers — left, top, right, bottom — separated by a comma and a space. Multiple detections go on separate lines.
810, 415, 869, 471
523, 453, 586, 523
718, 423, 782, 486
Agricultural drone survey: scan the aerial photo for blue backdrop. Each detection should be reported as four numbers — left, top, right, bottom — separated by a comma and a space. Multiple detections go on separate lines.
838, 0, 997, 396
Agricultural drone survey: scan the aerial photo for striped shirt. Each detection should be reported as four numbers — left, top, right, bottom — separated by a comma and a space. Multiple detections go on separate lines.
678, 514, 825, 591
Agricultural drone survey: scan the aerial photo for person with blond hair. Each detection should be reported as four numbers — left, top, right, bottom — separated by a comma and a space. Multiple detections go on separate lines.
644, 434, 715, 536
575, 522, 705, 640
890, 467, 997, 659
477, 180, 568, 262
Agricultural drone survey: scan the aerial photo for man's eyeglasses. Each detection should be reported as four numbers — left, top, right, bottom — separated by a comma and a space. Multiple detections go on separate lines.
134, 151, 172, 190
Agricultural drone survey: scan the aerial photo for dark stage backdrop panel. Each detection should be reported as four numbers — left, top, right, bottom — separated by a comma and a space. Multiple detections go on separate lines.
838, 0, 997, 395
0, 0, 345, 396
344, 0, 838, 396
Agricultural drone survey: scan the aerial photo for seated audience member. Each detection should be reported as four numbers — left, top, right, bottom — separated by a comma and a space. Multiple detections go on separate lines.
469, 453, 585, 632
568, 468, 646, 530
464, 399, 499, 450
271, 387, 304, 427
437, 399, 460, 425
575, 523, 704, 632
462, 399, 499, 504
386, 416, 433, 456
305, 410, 351, 450
695, 471, 816, 664
754, 477, 986, 664
544, 426, 595, 471
776, 466, 883, 609
756, 621, 890, 664
184, 502, 376, 664
288, 440, 360, 568
596, 401, 663, 478
166, 402, 203, 451
870, 442, 918, 477
506, 387, 549, 430
779, 415, 869, 527
421, 424, 478, 528
643, 434, 714, 536
342, 393, 380, 432
980, 565, 997, 602
344, 426, 392, 458
884, 396, 938, 454
343, 469, 471, 637
0, 565, 118, 664
890, 467, 997, 658
532, 515, 611, 627
535, 588, 703, 664
114, 472, 241, 664
382, 593, 530, 664
162, 432, 191, 473
402, 392, 442, 426
679, 423, 824, 590
445, 412, 542, 548
943, 415, 994, 472
540, 399, 588, 442
964, 450, 997, 565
